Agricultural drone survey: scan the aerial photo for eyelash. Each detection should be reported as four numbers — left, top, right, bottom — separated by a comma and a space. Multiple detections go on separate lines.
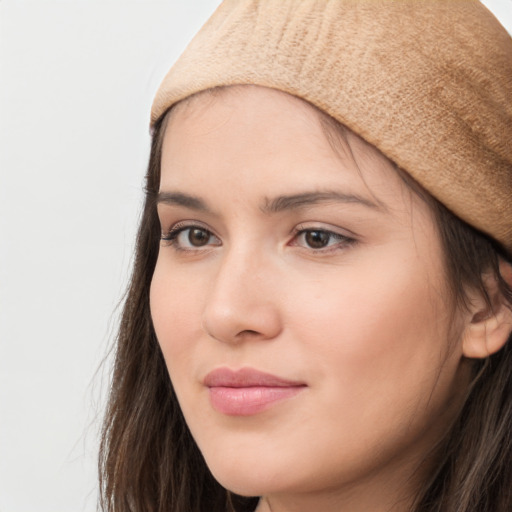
291, 226, 356, 252
160, 223, 356, 253
161, 222, 221, 251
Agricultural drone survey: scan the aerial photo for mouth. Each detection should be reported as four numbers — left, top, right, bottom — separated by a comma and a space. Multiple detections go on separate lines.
204, 367, 306, 416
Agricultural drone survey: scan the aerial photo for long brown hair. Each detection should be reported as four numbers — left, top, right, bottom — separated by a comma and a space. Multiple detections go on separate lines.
412, 204, 512, 511
99, 107, 512, 512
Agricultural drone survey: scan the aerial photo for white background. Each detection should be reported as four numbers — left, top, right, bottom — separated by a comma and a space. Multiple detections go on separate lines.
0, 1, 510, 511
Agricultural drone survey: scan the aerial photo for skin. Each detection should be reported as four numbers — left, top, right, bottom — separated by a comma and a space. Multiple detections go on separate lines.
150, 85, 473, 512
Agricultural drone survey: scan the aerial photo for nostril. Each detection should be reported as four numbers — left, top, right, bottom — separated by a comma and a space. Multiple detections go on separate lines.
237, 329, 262, 337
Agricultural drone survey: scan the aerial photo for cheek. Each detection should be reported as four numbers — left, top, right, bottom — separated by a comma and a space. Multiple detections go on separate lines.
295, 255, 442, 349
269, 255, 461, 486
149, 261, 203, 367
291, 248, 455, 417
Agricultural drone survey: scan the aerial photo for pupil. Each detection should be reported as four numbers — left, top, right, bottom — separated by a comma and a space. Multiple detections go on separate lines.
188, 228, 209, 246
306, 230, 329, 248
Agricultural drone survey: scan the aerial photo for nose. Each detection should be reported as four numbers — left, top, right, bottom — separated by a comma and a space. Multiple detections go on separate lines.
202, 248, 282, 344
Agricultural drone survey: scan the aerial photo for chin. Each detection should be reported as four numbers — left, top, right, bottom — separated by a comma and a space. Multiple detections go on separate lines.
206, 458, 287, 498
210, 468, 267, 497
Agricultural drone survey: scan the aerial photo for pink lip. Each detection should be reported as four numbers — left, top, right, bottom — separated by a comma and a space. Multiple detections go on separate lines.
204, 367, 306, 416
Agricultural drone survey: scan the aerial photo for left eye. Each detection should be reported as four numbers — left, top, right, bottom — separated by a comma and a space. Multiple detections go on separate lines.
295, 229, 353, 250
162, 226, 221, 249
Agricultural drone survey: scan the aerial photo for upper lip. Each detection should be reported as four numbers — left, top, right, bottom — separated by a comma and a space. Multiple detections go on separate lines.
204, 367, 306, 388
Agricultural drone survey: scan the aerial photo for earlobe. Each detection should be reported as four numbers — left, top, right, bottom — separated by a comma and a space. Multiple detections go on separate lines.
462, 260, 512, 359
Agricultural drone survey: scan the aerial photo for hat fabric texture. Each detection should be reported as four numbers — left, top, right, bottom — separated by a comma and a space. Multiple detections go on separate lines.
151, 0, 512, 255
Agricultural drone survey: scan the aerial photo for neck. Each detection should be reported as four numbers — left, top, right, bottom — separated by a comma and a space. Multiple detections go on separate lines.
255, 487, 415, 512
252, 446, 439, 512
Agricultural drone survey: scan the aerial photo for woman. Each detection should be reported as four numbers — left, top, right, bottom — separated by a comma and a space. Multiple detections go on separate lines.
99, 1, 512, 511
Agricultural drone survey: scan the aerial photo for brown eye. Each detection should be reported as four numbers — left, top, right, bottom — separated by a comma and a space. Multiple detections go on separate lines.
161, 224, 221, 250
304, 230, 331, 249
188, 228, 211, 246
293, 228, 355, 252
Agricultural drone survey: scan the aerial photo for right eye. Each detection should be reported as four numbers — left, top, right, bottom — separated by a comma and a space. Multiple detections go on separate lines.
161, 224, 221, 251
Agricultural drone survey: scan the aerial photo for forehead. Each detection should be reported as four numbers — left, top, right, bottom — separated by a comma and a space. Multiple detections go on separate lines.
161, 86, 409, 207
166, 86, 329, 158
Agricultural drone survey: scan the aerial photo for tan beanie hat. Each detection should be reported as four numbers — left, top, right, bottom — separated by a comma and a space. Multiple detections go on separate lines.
151, 0, 512, 255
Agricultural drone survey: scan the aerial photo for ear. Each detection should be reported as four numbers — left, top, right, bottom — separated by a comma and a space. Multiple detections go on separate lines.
462, 260, 512, 359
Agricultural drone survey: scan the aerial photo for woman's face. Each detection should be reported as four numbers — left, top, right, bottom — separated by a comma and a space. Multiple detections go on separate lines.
150, 86, 470, 510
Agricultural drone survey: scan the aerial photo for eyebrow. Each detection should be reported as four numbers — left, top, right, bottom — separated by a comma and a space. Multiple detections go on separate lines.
156, 190, 382, 214
261, 191, 382, 213
156, 191, 212, 213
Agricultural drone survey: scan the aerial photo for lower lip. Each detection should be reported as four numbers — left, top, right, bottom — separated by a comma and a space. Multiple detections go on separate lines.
208, 386, 304, 416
